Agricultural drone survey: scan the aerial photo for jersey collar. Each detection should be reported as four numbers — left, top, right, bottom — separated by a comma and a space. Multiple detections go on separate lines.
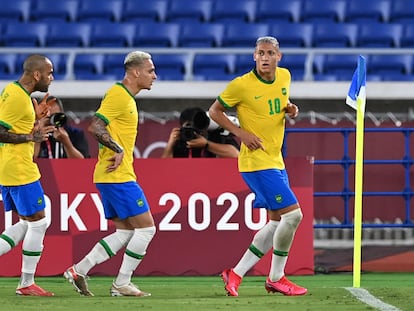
116, 82, 135, 99
253, 68, 275, 84
14, 81, 31, 97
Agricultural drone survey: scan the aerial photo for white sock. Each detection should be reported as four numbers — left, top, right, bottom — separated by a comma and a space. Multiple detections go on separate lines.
115, 226, 156, 287
269, 209, 303, 281
76, 229, 133, 275
20, 218, 48, 287
234, 220, 279, 277
0, 220, 28, 255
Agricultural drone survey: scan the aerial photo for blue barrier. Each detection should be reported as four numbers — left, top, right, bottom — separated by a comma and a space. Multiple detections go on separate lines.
284, 128, 414, 229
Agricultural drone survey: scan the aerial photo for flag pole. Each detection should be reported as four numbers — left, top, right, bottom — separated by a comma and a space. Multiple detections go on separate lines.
345, 55, 366, 288
353, 94, 365, 287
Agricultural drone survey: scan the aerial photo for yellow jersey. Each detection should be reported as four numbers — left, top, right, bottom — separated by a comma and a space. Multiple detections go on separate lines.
0, 81, 40, 186
93, 82, 138, 183
218, 68, 291, 172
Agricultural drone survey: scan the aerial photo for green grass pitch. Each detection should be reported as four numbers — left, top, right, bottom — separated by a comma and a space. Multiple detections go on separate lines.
0, 273, 413, 311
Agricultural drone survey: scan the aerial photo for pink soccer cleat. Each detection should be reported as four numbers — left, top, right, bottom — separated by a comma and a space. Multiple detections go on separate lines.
16, 283, 54, 296
221, 268, 242, 297
265, 276, 307, 296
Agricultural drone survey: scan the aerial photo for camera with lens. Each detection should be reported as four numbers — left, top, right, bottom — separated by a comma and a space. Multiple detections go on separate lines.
179, 110, 210, 142
180, 124, 198, 141
49, 112, 67, 128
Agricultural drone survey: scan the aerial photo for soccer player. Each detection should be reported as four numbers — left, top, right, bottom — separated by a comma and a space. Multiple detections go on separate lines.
209, 36, 307, 297
0, 54, 56, 296
64, 51, 157, 297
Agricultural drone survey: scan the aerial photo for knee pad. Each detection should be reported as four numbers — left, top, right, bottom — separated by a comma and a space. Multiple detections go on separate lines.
281, 208, 303, 228
252, 220, 279, 251
0, 220, 28, 249
27, 217, 48, 231
115, 229, 134, 246
126, 226, 156, 257
23, 218, 48, 253
134, 226, 156, 244
99, 229, 134, 257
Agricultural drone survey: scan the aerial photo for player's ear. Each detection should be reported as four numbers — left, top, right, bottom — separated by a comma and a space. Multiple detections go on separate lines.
133, 68, 140, 78
278, 52, 283, 61
33, 70, 41, 82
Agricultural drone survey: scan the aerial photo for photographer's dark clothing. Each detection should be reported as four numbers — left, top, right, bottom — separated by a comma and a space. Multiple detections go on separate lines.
173, 129, 239, 158
37, 126, 90, 158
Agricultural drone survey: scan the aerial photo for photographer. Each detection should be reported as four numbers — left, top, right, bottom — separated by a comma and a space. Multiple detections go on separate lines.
162, 107, 239, 158
34, 96, 90, 159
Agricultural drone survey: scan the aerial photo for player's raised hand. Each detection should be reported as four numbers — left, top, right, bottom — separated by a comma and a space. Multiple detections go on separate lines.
32, 93, 56, 119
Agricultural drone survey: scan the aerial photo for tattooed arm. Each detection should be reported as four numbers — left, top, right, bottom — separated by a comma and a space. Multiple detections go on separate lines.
0, 122, 54, 144
88, 116, 123, 153
88, 115, 124, 172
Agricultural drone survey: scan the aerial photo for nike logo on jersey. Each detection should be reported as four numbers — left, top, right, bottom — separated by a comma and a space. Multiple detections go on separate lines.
254, 95, 263, 99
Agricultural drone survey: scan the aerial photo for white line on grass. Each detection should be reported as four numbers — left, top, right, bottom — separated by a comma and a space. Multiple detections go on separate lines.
345, 287, 402, 311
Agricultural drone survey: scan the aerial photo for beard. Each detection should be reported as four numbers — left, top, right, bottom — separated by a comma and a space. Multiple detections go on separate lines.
34, 80, 49, 92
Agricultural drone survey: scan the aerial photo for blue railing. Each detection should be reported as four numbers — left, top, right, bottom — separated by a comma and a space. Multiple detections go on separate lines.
284, 127, 414, 229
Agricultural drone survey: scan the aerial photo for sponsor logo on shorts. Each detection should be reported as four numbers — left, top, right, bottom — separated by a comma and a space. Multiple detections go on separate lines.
37, 197, 43, 205
137, 199, 144, 207
275, 194, 283, 203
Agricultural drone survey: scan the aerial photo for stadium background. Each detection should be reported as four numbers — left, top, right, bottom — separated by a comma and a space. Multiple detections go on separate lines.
0, 0, 413, 274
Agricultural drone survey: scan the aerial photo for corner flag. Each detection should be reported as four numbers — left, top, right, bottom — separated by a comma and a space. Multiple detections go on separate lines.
346, 55, 366, 288
346, 55, 366, 114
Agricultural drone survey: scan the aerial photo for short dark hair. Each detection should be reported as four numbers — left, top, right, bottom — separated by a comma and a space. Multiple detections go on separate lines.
179, 107, 205, 126
23, 54, 49, 73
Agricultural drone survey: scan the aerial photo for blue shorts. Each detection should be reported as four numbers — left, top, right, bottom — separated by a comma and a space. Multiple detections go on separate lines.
95, 181, 150, 220
0, 180, 46, 217
241, 169, 298, 210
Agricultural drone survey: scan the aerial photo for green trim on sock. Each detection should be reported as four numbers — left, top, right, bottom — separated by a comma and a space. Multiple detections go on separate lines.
99, 239, 115, 257
248, 244, 264, 258
273, 249, 288, 257
125, 249, 145, 260
22, 249, 42, 256
0, 234, 15, 248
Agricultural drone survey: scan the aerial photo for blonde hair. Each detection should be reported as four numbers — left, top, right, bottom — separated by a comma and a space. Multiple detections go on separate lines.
124, 51, 152, 70
256, 36, 279, 48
